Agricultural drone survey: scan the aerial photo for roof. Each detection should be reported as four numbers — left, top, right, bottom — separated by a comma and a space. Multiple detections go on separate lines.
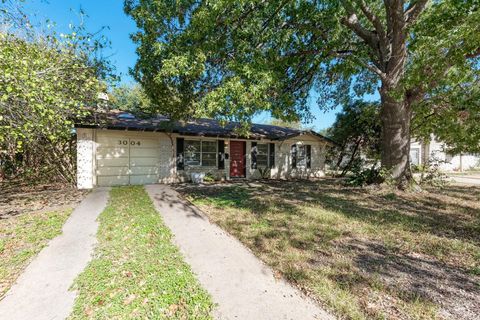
75, 109, 335, 144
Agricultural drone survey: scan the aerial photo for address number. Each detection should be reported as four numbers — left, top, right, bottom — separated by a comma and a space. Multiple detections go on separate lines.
118, 140, 141, 146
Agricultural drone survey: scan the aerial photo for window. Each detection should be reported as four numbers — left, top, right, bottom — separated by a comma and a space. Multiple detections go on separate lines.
201, 141, 217, 167
256, 144, 269, 168
297, 145, 307, 168
185, 140, 201, 166
184, 140, 217, 167
291, 144, 311, 168
410, 148, 420, 165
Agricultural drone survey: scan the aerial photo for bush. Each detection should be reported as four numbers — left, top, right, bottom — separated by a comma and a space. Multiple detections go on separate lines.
203, 172, 216, 183
346, 161, 387, 187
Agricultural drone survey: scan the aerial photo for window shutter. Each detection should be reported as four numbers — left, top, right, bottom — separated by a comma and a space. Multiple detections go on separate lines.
269, 143, 275, 168
291, 144, 297, 168
306, 145, 312, 168
251, 142, 257, 169
176, 138, 184, 170
218, 140, 225, 169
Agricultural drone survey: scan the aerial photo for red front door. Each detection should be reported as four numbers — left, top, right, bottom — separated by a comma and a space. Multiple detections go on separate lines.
230, 141, 246, 178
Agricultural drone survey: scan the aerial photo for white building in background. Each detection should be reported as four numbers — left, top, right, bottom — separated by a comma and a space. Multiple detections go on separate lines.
410, 135, 480, 172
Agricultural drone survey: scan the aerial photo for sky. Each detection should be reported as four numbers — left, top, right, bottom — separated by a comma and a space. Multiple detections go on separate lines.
21, 0, 374, 131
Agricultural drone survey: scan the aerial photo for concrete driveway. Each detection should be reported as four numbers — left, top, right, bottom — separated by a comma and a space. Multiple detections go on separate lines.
146, 184, 334, 320
0, 188, 109, 320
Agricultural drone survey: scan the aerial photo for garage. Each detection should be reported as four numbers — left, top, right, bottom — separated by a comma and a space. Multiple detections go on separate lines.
95, 131, 160, 186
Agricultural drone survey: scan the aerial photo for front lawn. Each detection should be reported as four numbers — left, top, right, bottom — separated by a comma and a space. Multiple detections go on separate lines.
69, 186, 213, 319
0, 208, 72, 298
180, 179, 480, 320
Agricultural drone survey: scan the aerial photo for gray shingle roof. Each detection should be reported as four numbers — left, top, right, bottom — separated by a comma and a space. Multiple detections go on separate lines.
75, 110, 334, 144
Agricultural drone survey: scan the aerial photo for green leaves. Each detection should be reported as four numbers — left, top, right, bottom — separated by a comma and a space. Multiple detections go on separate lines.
0, 2, 113, 183
126, 0, 480, 156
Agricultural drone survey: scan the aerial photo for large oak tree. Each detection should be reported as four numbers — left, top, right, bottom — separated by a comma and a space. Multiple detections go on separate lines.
125, 0, 480, 187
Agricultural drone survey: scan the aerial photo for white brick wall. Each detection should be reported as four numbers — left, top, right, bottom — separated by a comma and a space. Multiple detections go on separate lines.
75, 129, 329, 188
76, 128, 94, 189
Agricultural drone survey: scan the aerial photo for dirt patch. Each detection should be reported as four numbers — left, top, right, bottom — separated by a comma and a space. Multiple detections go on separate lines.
0, 181, 87, 219
337, 237, 480, 320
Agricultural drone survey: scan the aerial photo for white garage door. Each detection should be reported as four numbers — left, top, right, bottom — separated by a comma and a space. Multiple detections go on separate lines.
95, 132, 160, 186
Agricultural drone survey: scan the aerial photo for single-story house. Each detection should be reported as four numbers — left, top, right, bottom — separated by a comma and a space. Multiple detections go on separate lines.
75, 110, 334, 188
410, 136, 480, 171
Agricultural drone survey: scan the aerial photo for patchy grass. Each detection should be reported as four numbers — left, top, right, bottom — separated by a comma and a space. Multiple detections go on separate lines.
69, 186, 213, 320
180, 179, 480, 320
0, 182, 86, 219
0, 208, 72, 298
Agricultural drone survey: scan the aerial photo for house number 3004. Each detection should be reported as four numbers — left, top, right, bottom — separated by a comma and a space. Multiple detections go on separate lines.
118, 140, 141, 146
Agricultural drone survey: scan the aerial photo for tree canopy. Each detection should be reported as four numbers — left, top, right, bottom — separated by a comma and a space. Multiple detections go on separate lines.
126, 0, 480, 186
0, 1, 113, 182
109, 83, 153, 113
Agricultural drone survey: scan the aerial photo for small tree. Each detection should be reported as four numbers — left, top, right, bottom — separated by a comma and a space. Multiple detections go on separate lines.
327, 101, 381, 175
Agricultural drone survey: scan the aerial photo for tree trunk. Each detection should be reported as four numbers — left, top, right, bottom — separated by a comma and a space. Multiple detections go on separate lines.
380, 85, 413, 188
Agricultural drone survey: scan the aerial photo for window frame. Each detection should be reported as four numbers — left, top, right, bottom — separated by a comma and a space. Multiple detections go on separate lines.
410, 147, 420, 166
292, 143, 311, 169
296, 145, 307, 168
184, 139, 218, 167
256, 143, 269, 168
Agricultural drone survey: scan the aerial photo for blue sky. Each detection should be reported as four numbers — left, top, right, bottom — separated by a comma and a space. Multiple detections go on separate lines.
22, 0, 375, 131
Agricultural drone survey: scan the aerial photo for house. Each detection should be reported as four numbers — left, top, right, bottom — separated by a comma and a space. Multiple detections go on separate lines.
410, 136, 480, 171
75, 110, 334, 188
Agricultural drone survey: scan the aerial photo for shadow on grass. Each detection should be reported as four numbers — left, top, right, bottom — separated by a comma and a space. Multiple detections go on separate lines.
176, 179, 480, 319
179, 179, 480, 244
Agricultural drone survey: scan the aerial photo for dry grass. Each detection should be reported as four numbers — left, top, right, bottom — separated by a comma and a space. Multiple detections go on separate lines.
178, 179, 480, 320
0, 208, 72, 298
0, 182, 87, 219
0, 182, 85, 299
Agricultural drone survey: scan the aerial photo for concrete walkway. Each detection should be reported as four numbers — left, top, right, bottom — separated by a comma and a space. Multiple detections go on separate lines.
0, 188, 109, 320
146, 185, 334, 320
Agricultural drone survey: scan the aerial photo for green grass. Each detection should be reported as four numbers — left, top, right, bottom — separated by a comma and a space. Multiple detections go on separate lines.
183, 180, 480, 320
69, 186, 213, 320
0, 209, 72, 298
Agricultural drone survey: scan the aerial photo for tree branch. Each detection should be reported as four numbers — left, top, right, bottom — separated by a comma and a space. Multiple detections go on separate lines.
341, 4, 379, 51
466, 47, 480, 59
405, 0, 429, 26
354, 0, 388, 65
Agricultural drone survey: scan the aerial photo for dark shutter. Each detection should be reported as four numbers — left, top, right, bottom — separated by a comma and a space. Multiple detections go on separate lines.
251, 142, 257, 169
218, 140, 225, 169
269, 143, 275, 168
306, 145, 312, 168
291, 144, 297, 168
176, 138, 184, 170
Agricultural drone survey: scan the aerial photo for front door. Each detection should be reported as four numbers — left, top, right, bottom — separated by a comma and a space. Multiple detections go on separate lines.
230, 141, 246, 178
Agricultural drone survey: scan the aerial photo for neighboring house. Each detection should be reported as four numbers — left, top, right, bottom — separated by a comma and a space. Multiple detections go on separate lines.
75, 110, 334, 188
410, 136, 480, 171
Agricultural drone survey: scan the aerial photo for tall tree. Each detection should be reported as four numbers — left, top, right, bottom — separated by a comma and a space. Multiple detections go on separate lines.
125, 0, 480, 187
